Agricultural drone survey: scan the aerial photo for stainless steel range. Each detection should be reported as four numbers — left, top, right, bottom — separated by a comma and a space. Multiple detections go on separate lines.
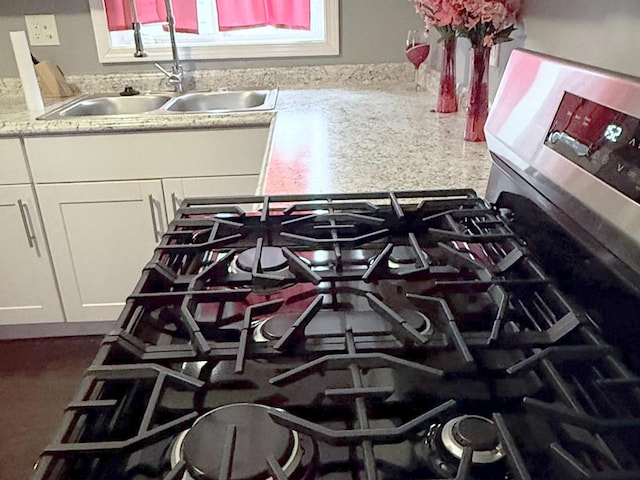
33, 50, 640, 480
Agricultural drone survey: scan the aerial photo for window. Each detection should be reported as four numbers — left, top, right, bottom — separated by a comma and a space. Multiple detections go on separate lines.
89, 0, 339, 63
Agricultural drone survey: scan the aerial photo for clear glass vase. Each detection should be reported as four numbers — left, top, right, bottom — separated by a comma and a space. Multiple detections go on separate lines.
437, 36, 458, 113
464, 46, 491, 142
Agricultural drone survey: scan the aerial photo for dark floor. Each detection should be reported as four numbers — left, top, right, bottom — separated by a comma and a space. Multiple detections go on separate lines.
0, 336, 102, 480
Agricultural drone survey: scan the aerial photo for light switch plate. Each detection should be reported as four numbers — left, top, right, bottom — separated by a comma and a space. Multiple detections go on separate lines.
25, 14, 60, 46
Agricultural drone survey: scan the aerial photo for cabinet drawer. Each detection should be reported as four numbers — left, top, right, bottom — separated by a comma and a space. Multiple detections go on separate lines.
25, 127, 271, 183
0, 138, 29, 184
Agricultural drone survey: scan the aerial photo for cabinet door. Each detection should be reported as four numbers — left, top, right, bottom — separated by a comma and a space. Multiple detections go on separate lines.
37, 181, 166, 322
0, 138, 30, 184
162, 175, 260, 220
0, 185, 64, 325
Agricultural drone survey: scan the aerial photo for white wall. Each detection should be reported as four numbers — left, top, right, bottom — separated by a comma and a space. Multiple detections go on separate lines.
523, 0, 640, 78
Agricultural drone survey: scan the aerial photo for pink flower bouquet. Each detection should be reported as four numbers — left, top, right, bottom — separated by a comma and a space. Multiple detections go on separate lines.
410, 1, 523, 140
411, 0, 521, 46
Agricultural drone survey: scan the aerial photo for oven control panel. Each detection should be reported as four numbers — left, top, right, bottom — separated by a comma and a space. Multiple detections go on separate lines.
545, 92, 640, 203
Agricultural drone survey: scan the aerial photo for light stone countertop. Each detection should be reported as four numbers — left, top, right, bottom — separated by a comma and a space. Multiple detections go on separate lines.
266, 86, 492, 196
0, 82, 492, 197
0, 63, 416, 137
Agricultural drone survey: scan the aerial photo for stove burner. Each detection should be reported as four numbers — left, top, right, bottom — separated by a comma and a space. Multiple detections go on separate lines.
255, 309, 432, 342
388, 245, 428, 269
235, 247, 288, 273
421, 415, 506, 478
258, 314, 297, 340
440, 415, 505, 464
403, 310, 433, 336
173, 403, 303, 480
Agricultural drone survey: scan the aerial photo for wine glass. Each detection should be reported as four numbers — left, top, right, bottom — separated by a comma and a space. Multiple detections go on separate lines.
406, 29, 431, 91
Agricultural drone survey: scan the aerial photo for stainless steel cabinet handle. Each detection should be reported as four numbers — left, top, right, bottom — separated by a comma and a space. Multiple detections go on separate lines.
18, 199, 36, 248
171, 192, 182, 216
148, 195, 160, 243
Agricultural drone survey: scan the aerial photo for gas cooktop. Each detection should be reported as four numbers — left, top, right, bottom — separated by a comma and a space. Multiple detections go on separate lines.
33, 190, 640, 480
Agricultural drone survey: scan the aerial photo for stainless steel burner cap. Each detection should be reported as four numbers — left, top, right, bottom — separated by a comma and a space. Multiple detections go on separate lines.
234, 247, 288, 273
387, 245, 429, 269
440, 415, 505, 464
171, 403, 303, 480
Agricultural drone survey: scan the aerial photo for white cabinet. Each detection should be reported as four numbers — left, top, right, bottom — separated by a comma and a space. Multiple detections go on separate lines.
162, 175, 260, 219
24, 128, 270, 183
0, 138, 30, 184
37, 180, 166, 322
0, 185, 64, 325
3, 125, 272, 328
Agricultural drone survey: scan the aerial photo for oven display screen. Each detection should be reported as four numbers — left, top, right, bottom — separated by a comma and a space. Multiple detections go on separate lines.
545, 92, 640, 203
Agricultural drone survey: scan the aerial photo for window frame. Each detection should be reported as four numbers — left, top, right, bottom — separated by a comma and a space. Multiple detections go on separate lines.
88, 0, 339, 64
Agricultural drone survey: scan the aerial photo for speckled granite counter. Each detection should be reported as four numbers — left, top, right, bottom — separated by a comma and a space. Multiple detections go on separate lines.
0, 83, 492, 196
266, 86, 492, 196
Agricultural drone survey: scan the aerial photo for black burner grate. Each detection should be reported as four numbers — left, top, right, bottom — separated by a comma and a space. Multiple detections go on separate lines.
33, 191, 640, 480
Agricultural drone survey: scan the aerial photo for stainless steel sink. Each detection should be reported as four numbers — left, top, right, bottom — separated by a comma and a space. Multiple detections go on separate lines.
38, 89, 278, 119
163, 90, 277, 113
39, 94, 173, 119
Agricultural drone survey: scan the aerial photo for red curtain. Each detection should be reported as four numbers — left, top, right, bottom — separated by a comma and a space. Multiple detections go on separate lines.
104, 0, 199, 34
216, 0, 311, 31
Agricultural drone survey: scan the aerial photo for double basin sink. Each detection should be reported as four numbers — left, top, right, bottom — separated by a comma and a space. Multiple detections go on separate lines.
38, 89, 278, 120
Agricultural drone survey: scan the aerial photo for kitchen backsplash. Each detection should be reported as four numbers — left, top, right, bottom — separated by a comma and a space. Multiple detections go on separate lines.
0, 62, 427, 97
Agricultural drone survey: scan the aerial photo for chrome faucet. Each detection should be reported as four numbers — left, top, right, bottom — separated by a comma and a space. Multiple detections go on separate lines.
130, 0, 184, 93
154, 0, 184, 93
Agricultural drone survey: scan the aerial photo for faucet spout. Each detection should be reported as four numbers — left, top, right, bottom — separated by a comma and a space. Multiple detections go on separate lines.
130, 0, 185, 92
164, 0, 181, 77
154, 0, 185, 93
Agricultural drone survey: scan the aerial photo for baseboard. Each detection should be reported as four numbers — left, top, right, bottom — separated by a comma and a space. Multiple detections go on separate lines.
0, 321, 114, 340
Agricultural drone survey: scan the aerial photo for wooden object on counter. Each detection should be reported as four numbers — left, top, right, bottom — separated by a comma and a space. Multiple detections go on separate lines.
35, 60, 75, 98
